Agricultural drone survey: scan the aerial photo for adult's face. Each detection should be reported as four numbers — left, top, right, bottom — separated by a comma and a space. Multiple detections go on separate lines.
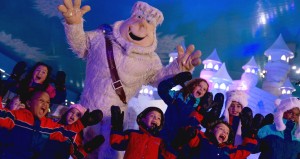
120, 15, 155, 47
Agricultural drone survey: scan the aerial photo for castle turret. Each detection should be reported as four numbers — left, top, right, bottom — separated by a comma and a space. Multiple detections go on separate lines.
279, 78, 296, 99
200, 48, 222, 91
262, 34, 294, 96
210, 63, 233, 95
241, 56, 259, 88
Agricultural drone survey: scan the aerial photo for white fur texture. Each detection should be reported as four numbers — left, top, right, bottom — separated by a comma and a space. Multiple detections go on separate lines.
63, 5, 184, 159
274, 97, 300, 138
223, 90, 249, 146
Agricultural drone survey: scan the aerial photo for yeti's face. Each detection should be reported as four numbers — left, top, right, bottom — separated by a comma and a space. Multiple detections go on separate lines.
120, 15, 155, 47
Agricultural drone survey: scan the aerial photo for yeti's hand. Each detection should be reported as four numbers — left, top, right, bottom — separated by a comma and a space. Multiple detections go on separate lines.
57, 0, 91, 24
177, 45, 202, 71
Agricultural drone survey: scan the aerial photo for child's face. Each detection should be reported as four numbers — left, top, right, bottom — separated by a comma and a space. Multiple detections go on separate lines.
213, 123, 229, 144
283, 107, 300, 123
33, 65, 48, 84
141, 110, 162, 129
9, 97, 25, 110
27, 92, 50, 119
228, 101, 243, 116
192, 81, 208, 98
66, 108, 82, 125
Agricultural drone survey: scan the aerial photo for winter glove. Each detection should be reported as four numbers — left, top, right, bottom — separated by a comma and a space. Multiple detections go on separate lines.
173, 72, 192, 86
198, 92, 214, 112
83, 135, 105, 153
250, 114, 264, 138
111, 105, 124, 131
262, 113, 274, 126
171, 126, 197, 149
241, 107, 265, 138
201, 93, 224, 127
240, 107, 253, 138
80, 109, 103, 127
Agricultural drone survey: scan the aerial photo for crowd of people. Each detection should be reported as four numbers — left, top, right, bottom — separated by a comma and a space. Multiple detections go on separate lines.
0, 62, 299, 159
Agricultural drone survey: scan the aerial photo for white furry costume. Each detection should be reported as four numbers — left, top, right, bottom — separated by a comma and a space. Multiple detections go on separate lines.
274, 97, 300, 138
63, 2, 184, 159
223, 90, 249, 146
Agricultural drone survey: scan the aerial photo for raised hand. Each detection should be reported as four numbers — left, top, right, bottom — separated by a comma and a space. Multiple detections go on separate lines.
111, 105, 124, 131
173, 72, 192, 86
80, 109, 103, 127
57, 0, 91, 24
177, 45, 202, 71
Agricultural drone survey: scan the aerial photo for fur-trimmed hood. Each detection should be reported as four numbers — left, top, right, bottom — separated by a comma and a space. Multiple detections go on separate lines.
274, 97, 300, 138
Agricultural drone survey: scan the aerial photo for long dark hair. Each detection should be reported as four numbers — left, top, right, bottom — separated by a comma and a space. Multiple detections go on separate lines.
180, 78, 208, 101
18, 62, 52, 102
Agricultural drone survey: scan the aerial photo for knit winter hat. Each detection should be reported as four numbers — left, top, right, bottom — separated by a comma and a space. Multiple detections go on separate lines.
274, 97, 300, 138
69, 104, 87, 116
131, 1, 164, 27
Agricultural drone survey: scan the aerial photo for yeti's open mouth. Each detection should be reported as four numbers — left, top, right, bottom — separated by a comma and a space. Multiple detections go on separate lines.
129, 32, 145, 41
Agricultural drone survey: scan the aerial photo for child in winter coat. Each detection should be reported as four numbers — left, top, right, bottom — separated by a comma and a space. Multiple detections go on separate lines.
110, 106, 176, 159
158, 72, 209, 147
0, 90, 103, 159
173, 120, 257, 159
257, 97, 300, 159
221, 90, 249, 146
17, 62, 56, 102
58, 104, 105, 159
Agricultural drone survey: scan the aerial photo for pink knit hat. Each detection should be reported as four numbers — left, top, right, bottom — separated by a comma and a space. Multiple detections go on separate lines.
69, 104, 87, 116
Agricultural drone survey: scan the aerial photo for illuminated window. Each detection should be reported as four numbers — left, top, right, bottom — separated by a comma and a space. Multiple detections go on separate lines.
251, 69, 256, 74
204, 64, 207, 69
214, 83, 219, 89
220, 83, 226, 90
149, 90, 153, 95
144, 88, 149, 94
169, 57, 174, 63
246, 68, 251, 73
268, 55, 271, 61
207, 63, 213, 69
287, 90, 291, 94
214, 65, 219, 70
282, 89, 286, 94
281, 55, 286, 61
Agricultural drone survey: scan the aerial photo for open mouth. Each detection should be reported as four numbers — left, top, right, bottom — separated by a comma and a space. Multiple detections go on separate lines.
150, 123, 158, 129
129, 32, 145, 41
40, 107, 46, 115
219, 134, 226, 142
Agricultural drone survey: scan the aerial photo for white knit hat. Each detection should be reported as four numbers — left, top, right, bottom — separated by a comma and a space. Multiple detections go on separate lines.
131, 1, 164, 27
223, 90, 249, 146
274, 97, 300, 138
69, 104, 87, 116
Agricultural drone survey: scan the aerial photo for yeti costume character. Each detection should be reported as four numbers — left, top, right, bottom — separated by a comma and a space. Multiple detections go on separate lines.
58, 1, 201, 158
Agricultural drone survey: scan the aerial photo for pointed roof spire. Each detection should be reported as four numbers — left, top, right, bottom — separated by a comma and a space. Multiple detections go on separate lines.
242, 56, 258, 70
203, 48, 222, 64
280, 78, 296, 92
264, 34, 294, 59
211, 63, 233, 83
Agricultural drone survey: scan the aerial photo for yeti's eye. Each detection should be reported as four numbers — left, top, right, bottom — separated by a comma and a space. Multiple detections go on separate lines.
137, 15, 142, 19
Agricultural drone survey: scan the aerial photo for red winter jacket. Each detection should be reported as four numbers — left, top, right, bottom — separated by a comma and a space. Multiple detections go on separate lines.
110, 126, 176, 159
